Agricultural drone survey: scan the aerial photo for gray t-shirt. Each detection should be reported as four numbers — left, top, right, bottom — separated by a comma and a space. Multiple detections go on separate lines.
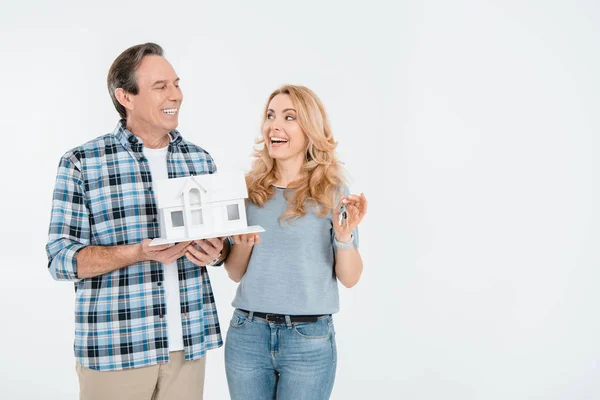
231, 187, 359, 315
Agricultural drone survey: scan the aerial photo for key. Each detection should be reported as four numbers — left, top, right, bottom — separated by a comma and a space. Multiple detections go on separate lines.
338, 203, 348, 226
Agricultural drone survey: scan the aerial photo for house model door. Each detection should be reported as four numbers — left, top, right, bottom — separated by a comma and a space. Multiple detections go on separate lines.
184, 187, 211, 237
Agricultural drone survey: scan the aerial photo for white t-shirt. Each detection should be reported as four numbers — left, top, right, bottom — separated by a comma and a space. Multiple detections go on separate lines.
144, 145, 184, 352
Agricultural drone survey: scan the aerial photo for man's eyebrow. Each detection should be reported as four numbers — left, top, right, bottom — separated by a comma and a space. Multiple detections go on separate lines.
151, 78, 180, 86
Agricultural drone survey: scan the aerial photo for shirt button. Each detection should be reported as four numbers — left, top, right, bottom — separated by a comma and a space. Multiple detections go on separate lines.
147, 186, 152, 191
157, 282, 162, 286
153, 218, 157, 223
139, 157, 147, 162
159, 314, 164, 318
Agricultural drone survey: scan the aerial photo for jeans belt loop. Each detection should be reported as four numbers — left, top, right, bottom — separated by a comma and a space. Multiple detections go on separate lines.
247, 311, 254, 322
285, 315, 292, 328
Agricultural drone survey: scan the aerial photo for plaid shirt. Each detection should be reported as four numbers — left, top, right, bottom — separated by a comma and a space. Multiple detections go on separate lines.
46, 121, 222, 371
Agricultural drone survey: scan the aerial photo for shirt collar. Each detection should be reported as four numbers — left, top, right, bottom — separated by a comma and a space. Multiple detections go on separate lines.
112, 119, 183, 149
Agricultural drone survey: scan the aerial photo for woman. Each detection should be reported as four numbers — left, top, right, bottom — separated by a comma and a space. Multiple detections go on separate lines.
224, 85, 367, 399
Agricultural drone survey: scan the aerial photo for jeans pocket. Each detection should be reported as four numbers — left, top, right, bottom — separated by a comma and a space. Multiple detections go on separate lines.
229, 311, 248, 329
293, 319, 331, 339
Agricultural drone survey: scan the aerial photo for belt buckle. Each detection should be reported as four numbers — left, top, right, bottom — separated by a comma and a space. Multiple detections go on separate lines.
265, 313, 284, 323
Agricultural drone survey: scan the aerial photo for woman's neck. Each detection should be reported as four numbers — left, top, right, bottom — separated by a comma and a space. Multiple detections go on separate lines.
274, 157, 303, 187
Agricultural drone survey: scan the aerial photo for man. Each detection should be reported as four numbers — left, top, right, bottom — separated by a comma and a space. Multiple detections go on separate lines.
46, 43, 231, 400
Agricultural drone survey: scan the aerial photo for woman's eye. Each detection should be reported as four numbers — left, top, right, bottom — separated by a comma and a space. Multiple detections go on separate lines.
266, 114, 274, 120
285, 115, 295, 121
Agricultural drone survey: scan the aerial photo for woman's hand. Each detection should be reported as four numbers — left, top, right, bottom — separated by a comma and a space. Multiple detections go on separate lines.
231, 233, 261, 246
333, 193, 368, 242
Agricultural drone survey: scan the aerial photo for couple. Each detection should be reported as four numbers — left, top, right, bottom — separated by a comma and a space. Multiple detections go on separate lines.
46, 42, 367, 400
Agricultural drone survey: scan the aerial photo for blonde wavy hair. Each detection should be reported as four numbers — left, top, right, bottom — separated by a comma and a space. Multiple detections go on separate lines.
246, 85, 345, 222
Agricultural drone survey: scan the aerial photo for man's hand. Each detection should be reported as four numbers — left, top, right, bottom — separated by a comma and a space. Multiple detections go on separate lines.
139, 239, 192, 264
185, 238, 225, 266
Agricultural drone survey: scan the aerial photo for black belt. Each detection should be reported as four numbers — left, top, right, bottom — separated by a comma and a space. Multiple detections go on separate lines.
238, 309, 327, 324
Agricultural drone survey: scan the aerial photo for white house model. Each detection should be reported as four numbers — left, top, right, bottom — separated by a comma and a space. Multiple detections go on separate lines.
149, 170, 264, 246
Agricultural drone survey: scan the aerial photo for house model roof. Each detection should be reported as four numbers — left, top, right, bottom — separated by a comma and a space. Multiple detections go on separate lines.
154, 170, 248, 209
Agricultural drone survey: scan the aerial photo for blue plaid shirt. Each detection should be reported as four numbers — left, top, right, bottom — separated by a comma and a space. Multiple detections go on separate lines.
46, 121, 223, 371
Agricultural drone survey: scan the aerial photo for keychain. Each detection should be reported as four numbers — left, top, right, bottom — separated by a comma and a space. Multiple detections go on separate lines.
338, 203, 348, 227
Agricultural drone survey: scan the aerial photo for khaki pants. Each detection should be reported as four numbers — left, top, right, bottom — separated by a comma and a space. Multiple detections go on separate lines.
76, 351, 206, 400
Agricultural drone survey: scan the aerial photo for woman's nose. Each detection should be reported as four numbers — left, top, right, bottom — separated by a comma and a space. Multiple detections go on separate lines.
270, 119, 282, 131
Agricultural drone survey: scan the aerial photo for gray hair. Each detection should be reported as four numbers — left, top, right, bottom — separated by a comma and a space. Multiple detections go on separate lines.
107, 43, 164, 119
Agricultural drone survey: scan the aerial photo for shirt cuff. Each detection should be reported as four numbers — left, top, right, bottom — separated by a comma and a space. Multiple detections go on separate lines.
49, 242, 86, 281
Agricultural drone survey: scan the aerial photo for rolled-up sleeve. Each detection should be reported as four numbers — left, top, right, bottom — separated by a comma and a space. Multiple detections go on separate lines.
46, 154, 89, 281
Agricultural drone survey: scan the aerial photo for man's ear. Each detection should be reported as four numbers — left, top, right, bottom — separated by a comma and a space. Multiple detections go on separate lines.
115, 88, 135, 112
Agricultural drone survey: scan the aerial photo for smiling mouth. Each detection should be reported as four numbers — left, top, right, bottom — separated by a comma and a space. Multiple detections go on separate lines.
162, 108, 178, 115
270, 137, 288, 145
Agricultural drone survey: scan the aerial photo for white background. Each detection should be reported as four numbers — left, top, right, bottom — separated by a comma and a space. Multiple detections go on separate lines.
1, 0, 599, 399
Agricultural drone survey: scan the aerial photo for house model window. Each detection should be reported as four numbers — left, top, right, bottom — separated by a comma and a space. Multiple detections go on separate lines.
150, 171, 264, 246
227, 204, 240, 221
189, 188, 202, 203
171, 211, 184, 227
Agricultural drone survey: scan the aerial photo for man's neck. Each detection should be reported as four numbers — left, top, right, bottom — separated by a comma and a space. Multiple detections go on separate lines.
126, 120, 171, 149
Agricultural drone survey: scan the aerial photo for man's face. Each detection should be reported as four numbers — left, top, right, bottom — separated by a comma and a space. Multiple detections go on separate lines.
127, 55, 183, 134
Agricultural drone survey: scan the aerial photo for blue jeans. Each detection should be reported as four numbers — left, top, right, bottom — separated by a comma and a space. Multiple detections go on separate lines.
225, 309, 337, 400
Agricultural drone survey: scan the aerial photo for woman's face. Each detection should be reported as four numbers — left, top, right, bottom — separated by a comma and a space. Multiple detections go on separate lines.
262, 94, 308, 162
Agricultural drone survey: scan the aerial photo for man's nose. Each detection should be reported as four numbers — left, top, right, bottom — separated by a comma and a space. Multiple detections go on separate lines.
168, 84, 182, 101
